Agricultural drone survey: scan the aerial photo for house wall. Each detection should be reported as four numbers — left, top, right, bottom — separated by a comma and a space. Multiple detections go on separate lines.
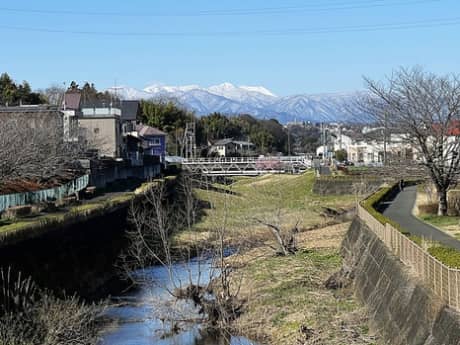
216, 145, 227, 157
348, 142, 384, 164
0, 108, 63, 130
78, 117, 121, 158
89, 163, 161, 189
211, 142, 254, 157
142, 135, 166, 161
211, 144, 229, 157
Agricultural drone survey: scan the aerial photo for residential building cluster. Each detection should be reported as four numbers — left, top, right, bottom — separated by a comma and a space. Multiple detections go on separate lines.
315, 124, 418, 165
0, 90, 167, 189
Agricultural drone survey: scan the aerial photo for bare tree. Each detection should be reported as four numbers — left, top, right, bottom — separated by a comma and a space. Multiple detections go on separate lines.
38, 84, 66, 106
361, 67, 460, 215
0, 113, 88, 185
246, 181, 300, 256
253, 217, 299, 256
120, 174, 243, 337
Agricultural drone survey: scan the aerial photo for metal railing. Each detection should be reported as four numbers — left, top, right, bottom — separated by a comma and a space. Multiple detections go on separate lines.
357, 204, 460, 310
182, 156, 311, 164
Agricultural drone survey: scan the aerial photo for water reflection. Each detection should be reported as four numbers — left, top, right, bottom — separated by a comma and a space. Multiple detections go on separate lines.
99, 255, 258, 345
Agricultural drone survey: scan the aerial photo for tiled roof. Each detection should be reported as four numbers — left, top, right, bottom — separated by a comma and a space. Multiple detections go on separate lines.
213, 138, 234, 145
63, 92, 81, 110
136, 124, 166, 137
213, 138, 254, 146
233, 140, 255, 146
121, 100, 139, 121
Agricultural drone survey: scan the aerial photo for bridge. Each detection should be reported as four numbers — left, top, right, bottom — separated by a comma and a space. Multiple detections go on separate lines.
181, 156, 312, 176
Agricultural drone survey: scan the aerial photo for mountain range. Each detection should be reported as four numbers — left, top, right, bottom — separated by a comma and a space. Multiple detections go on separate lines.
109, 82, 362, 123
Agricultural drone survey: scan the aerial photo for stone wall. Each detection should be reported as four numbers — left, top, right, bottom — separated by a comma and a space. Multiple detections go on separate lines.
340, 218, 460, 345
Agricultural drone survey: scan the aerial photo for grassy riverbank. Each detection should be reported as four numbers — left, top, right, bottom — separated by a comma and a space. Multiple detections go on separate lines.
174, 172, 357, 248
0, 192, 135, 246
0, 177, 175, 246
233, 224, 379, 345
176, 172, 380, 344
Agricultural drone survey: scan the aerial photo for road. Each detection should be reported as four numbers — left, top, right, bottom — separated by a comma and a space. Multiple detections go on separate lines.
382, 185, 460, 251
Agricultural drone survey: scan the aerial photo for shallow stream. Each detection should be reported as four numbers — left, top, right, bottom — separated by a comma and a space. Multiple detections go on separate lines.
99, 255, 258, 345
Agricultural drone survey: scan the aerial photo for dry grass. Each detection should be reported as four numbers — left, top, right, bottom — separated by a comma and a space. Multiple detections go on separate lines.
414, 186, 460, 240
230, 223, 381, 345
173, 172, 356, 249
173, 173, 379, 345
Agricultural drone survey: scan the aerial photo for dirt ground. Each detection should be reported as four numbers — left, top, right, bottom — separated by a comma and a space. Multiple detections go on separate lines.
229, 223, 381, 345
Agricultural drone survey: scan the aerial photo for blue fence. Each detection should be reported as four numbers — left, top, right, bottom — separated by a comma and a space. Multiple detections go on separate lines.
0, 175, 89, 213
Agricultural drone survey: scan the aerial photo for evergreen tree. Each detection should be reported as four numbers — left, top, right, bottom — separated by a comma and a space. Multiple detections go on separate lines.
0, 73, 44, 106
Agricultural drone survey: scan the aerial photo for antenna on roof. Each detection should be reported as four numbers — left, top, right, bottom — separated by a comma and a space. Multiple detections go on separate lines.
62, 81, 66, 110
109, 83, 123, 107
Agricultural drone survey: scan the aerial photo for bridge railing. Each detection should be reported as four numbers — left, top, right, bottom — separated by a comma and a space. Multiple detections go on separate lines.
357, 203, 460, 310
182, 157, 259, 164
182, 156, 311, 165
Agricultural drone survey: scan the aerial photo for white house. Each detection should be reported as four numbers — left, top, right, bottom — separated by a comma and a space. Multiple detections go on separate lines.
209, 138, 256, 157
316, 125, 417, 164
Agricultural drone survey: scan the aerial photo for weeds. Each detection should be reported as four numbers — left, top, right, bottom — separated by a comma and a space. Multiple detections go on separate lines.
0, 267, 106, 345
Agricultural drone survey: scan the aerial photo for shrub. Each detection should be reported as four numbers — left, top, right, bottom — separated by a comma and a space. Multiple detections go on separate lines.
361, 185, 395, 224
418, 203, 438, 215
361, 184, 460, 269
0, 268, 38, 316
428, 246, 460, 269
0, 268, 106, 345
37, 294, 105, 345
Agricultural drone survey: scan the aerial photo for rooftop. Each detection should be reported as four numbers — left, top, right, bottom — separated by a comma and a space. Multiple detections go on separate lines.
136, 124, 167, 137
213, 138, 254, 146
63, 91, 81, 110
81, 107, 121, 117
121, 100, 140, 121
0, 105, 58, 113
213, 138, 234, 145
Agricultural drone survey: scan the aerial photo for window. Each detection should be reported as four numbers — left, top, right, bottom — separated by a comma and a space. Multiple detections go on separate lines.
94, 128, 100, 134
149, 137, 161, 146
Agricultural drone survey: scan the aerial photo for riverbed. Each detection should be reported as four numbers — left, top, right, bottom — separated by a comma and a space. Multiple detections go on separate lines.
99, 255, 258, 345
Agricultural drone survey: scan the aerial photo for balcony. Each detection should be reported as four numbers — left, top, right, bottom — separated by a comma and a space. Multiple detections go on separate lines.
81, 107, 121, 117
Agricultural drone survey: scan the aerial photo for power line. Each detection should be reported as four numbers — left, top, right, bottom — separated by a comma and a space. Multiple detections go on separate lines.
0, 16, 459, 37
0, 0, 441, 17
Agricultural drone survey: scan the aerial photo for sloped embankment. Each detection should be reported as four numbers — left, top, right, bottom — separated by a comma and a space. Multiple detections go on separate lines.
340, 218, 460, 345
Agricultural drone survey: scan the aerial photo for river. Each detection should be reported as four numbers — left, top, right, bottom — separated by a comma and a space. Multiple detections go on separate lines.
99, 254, 258, 345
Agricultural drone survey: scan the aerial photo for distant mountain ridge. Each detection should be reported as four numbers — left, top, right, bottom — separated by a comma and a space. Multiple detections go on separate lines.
109, 82, 362, 123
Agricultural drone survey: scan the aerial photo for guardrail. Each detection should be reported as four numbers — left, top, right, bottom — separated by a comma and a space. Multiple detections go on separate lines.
357, 203, 460, 310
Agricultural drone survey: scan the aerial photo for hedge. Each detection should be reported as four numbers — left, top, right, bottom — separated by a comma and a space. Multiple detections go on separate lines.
428, 246, 460, 269
361, 183, 460, 268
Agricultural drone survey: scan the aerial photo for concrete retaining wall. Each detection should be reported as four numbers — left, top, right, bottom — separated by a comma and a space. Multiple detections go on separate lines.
90, 164, 161, 189
313, 178, 383, 196
341, 218, 460, 345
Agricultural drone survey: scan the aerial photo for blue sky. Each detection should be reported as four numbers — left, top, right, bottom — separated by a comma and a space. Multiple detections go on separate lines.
1, 0, 459, 96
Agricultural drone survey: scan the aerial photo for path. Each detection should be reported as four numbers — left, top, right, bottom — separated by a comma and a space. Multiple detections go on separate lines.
382, 185, 460, 251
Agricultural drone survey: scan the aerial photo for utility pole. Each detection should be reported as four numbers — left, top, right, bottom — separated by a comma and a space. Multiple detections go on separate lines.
322, 123, 327, 162
383, 111, 388, 165
62, 81, 66, 110
183, 121, 196, 159
287, 125, 291, 156
338, 125, 342, 150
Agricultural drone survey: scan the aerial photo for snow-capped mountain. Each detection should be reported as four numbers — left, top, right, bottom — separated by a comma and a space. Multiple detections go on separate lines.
109, 82, 361, 123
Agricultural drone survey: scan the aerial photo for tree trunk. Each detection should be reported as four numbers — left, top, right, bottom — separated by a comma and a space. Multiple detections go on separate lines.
438, 188, 448, 216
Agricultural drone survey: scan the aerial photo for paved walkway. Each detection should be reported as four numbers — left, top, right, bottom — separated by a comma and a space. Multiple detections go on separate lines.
382, 185, 460, 251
